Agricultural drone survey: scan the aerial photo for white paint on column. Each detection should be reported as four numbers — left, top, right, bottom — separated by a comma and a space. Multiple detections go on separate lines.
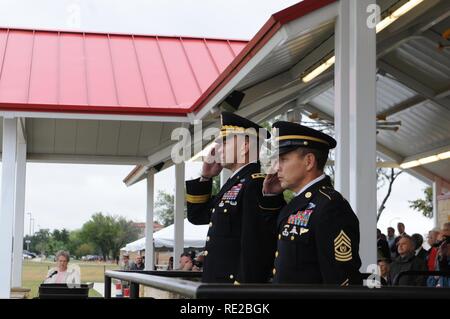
348, 0, 377, 271
0, 118, 18, 298
334, 0, 351, 200
144, 172, 155, 270
12, 141, 27, 287
174, 163, 185, 268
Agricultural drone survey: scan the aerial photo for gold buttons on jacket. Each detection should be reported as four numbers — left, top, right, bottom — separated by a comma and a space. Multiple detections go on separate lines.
275, 251, 279, 258
305, 192, 312, 198
278, 234, 281, 240
209, 222, 213, 227
206, 236, 210, 242
204, 251, 208, 256
212, 208, 215, 213
229, 274, 234, 279
272, 268, 276, 275
224, 209, 228, 213
290, 236, 295, 241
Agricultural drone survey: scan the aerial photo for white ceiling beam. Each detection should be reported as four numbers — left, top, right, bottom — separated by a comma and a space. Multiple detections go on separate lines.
238, 72, 334, 120
17, 117, 26, 144
378, 60, 450, 111
402, 144, 450, 163
378, 85, 450, 119
377, 95, 426, 119
0, 111, 190, 123
290, 36, 334, 79
26, 154, 149, 165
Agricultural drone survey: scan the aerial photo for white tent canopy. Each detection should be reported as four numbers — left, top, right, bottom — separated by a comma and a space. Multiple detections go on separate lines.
122, 219, 208, 251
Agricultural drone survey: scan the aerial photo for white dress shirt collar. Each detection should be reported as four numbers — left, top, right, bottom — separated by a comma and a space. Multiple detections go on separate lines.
294, 173, 326, 196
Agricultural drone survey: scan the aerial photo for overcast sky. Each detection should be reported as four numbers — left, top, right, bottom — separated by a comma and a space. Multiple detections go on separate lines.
0, 0, 435, 239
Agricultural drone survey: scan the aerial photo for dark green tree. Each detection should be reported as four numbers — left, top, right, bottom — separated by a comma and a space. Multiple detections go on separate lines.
154, 190, 188, 227
80, 213, 119, 260
409, 187, 433, 218
110, 217, 140, 260
155, 190, 175, 227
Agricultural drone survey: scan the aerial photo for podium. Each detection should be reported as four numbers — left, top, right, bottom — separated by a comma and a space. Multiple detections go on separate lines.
38, 283, 93, 299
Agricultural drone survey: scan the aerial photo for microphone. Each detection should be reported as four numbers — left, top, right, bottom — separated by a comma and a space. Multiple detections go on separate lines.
42, 270, 58, 285
46, 270, 58, 279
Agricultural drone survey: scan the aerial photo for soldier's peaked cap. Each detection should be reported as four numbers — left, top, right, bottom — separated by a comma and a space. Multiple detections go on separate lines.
272, 121, 336, 155
219, 112, 270, 140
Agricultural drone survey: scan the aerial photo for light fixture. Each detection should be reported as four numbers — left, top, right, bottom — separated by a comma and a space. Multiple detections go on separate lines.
301, 0, 424, 83
437, 151, 450, 160
400, 149, 450, 169
418, 155, 439, 165
391, 0, 424, 18
400, 160, 420, 169
375, 16, 397, 33
302, 56, 335, 83
376, 0, 424, 32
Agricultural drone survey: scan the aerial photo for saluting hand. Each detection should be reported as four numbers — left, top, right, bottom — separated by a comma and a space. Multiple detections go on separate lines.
201, 144, 223, 178
263, 173, 284, 195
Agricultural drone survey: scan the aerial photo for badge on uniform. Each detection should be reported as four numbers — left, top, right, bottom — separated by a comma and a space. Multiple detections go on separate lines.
334, 230, 352, 262
282, 224, 309, 239
287, 209, 313, 227
222, 183, 243, 202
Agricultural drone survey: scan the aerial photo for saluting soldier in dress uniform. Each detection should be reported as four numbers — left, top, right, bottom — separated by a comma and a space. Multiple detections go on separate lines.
263, 121, 362, 285
186, 112, 285, 284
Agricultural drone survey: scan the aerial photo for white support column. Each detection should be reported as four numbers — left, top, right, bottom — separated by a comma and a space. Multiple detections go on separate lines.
334, 0, 351, 199
220, 169, 231, 187
432, 178, 442, 228
144, 172, 155, 270
174, 163, 185, 268
348, 0, 377, 270
12, 140, 27, 287
0, 118, 18, 298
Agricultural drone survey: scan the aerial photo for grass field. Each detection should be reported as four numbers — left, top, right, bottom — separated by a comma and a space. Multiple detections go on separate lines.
22, 260, 119, 298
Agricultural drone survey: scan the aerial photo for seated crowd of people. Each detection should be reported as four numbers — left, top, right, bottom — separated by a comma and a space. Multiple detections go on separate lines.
120, 250, 205, 272
167, 251, 205, 272
377, 222, 450, 287
116, 222, 449, 288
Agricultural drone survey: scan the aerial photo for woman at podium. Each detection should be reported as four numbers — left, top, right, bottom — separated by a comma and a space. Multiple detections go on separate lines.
44, 250, 81, 284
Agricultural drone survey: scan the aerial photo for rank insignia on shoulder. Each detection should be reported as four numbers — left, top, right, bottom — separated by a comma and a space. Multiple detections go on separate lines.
319, 188, 332, 200
334, 230, 352, 262
251, 173, 266, 179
